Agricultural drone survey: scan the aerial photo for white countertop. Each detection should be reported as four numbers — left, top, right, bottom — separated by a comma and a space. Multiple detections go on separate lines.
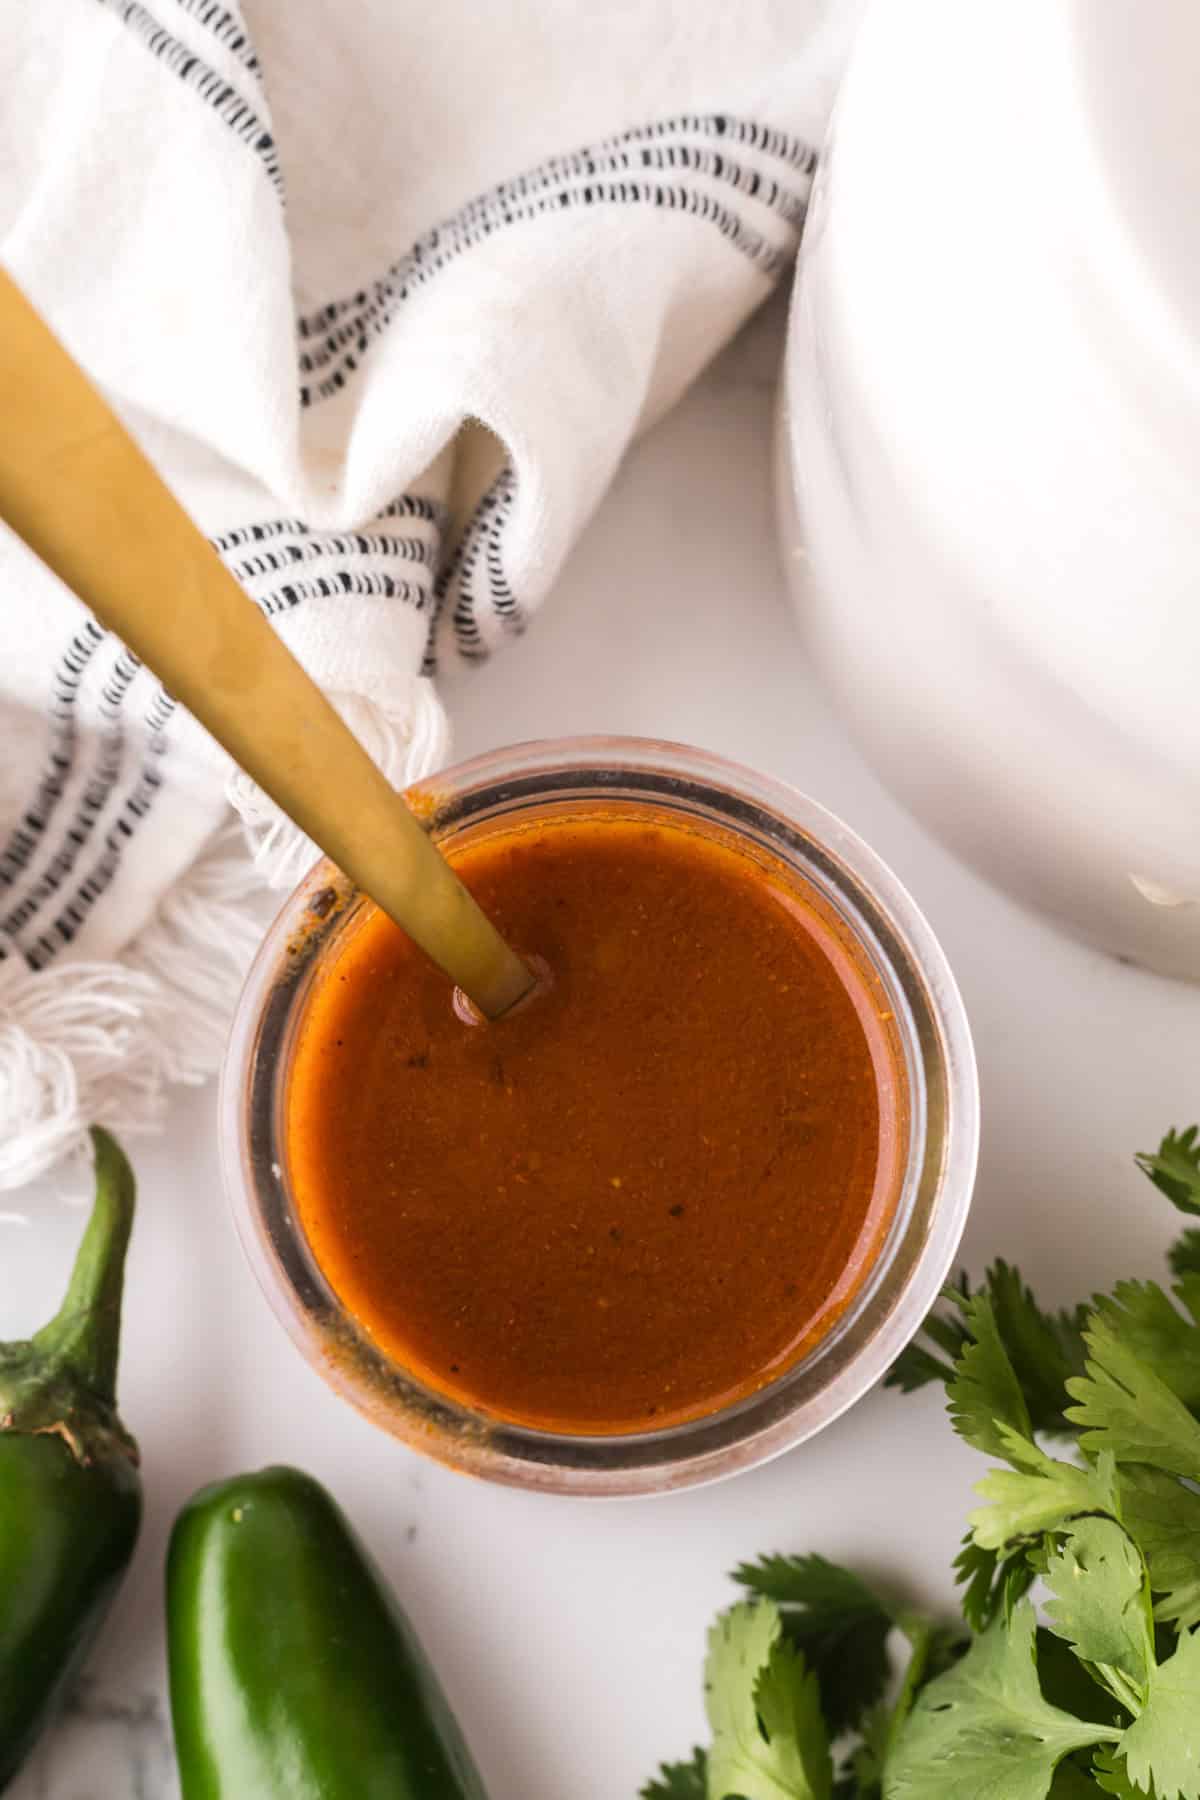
6, 293, 1199, 1800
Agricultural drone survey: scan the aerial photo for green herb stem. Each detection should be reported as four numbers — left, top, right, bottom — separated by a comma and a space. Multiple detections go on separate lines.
884, 1616, 933, 1762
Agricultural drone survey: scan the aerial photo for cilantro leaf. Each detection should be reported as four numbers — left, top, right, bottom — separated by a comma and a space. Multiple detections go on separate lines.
955, 1535, 1036, 1632
888, 1265, 1087, 1436
1037, 1629, 1130, 1732
1044, 1520, 1154, 1707
830, 1617, 953, 1798
1094, 1746, 1159, 1797
641, 1749, 707, 1800
985, 1260, 1090, 1434
886, 1283, 978, 1391
1051, 1762, 1109, 1797
1178, 1276, 1200, 1327
731, 1554, 892, 1737
706, 1601, 779, 1758
1119, 1627, 1200, 1800
885, 1340, 960, 1393
1065, 1322, 1200, 1481
733, 1554, 887, 1617
755, 1638, 834, 1800
953, 1535, 998, 1628
947, 1292, 1034, 1459
1088, 1284, 1200, 1412
705, 1601, 832, 1800
924, 1622, 970, 1682
968, 1427, 1119, 1551
1169, 1233, 1200, 1283
1136, 1127, 1200, 1215
1118, 1466, 1200, 1631
885, 1602, 1118, 1799
838, 1703, 889, 1798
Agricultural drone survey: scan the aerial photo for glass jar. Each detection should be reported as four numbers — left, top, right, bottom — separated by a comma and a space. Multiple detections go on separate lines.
220, 738, 978, 1496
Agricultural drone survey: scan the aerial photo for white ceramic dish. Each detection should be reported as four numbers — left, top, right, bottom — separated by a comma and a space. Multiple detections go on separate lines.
781, 0, 1200, 979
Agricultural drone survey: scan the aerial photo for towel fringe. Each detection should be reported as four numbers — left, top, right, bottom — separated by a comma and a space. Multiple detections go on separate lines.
226, 682, 451, 890
0, 820, 264, 1192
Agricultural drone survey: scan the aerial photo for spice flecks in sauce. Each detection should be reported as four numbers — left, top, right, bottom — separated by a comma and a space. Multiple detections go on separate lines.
287, 812, 899, 1435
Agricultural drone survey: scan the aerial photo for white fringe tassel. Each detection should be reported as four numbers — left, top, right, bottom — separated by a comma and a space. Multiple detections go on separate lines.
0, 959, 166, 1191
0, 687, 449, 1193
227, 684, 450, 890
0, 819, 267, 1193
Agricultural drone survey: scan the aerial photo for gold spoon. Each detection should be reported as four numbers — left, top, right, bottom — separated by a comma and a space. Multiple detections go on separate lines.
0, 269, 533, 1018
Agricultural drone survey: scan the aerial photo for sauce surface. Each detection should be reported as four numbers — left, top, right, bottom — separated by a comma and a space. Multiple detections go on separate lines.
287, 811, 900, 1434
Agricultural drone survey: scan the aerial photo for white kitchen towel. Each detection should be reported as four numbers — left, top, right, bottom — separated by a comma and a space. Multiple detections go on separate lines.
0, 0, 860, 1188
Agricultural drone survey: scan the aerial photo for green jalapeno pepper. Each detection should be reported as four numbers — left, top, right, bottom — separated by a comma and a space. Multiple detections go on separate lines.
167, 1464, 490, 1799
0, 1127, 141, 1792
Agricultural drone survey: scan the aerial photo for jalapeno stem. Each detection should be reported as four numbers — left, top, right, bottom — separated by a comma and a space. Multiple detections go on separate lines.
29, 1128, 136, 1408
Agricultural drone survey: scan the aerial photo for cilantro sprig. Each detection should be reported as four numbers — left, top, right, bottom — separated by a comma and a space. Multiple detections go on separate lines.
644, 1127, 1200, 1800
1136, 1126, 1200, 1215
730, 1554, 894, 1737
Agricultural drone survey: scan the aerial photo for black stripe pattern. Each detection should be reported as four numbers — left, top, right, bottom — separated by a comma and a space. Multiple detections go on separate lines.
3, 646, 141, 941
297, 114, 816, 405
94, 0, 281, 193
171, 0, 260, 80
0, 622, 105, 895
220, 505, 445, 622
428, 466, 520, 669
25, 688, 174, 970
1, 496, 444, 969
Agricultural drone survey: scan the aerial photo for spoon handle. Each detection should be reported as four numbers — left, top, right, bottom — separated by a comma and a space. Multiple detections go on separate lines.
0, 269, 532, 1017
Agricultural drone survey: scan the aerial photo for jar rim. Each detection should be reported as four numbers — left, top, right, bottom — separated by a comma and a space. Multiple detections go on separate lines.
220, 736, 978, 1496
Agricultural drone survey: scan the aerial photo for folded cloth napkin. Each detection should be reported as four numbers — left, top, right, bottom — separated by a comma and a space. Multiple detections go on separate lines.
0, 0, 860, 1188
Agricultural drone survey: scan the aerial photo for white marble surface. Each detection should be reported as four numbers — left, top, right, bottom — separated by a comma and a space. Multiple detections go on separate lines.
4, 294, 1198, 1799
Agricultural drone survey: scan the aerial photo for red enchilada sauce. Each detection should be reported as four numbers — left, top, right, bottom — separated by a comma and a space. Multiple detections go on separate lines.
286, 812, 902, 1435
